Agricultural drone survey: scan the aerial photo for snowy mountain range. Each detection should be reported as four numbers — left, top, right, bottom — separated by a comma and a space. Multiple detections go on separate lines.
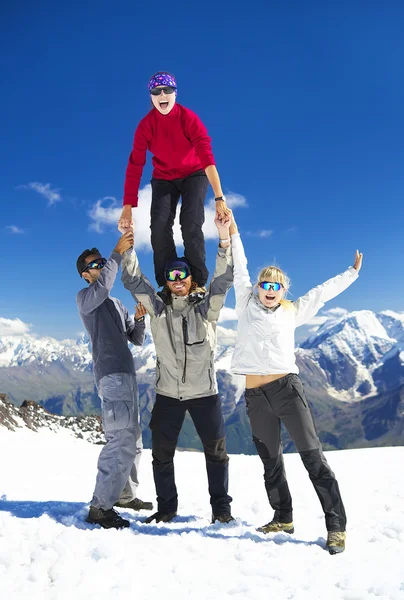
1, 309, 404, 452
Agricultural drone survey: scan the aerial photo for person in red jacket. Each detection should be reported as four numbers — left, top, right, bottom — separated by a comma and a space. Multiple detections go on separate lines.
119, 71, 229, 290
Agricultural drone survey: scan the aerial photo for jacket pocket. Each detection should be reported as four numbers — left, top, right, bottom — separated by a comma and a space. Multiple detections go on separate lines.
102, 399, 134, 432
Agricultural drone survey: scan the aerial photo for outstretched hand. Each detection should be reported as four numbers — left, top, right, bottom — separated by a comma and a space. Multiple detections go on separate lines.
215, 200, 231, 219
118, 206, 133, 233
135, 302, 147, 321
114, 231, 134, 255
215, 210, 232, 244
353, 250, 363, 272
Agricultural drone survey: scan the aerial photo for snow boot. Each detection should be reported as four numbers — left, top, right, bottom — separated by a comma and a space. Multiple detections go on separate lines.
326, 531, 346, 554
86, 506, 130, 529
145, 511, 177, 524
114, 498, 153, 511
211, 513, 235, 524
257, 520, 294, 534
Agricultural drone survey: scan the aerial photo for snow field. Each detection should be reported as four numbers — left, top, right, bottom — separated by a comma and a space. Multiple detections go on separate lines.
0, 428, 403, 600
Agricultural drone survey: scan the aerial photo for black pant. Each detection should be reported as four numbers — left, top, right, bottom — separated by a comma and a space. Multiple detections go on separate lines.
245, 374, 346, 532
149, 393, 232, 515
150, 170, 209, 287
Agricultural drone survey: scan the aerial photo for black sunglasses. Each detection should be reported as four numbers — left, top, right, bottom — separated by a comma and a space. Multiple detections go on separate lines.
81, 257, 107, 274
150, 86, 176, 96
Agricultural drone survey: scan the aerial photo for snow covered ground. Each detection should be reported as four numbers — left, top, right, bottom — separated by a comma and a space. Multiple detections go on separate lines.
0, 428, 403, 600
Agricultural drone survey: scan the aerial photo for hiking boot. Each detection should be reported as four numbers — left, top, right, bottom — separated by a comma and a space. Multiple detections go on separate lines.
257, 520, 294, 534
211, 513, 235, 524
326, 531, 346, 555
144, 511, 177, 524
114, 498, 154, 511
86, 506, 130, 530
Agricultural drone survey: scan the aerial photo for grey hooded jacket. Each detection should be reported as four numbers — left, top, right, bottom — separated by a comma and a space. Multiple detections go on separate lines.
76, 252, 145, 384
121, 246, 233, 401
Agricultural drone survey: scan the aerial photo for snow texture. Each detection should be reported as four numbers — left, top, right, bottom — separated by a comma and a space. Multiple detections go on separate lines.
0, 427, 403, 599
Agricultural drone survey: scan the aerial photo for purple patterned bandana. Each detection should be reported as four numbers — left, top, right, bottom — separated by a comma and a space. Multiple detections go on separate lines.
148, 72, 177, 92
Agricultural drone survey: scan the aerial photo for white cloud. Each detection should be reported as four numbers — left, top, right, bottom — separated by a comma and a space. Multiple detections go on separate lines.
0, 318, 32, 336
217, 306, 238, 323
6, 225, 24, 234
20, 182, 62, 205
216, 324, 237, 345
305, 307, 348, 333
88, 185, 247, 251
258, 229, 273, 238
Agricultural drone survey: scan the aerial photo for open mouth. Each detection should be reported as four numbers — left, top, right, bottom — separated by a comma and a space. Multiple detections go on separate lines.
159, 100, 169, 110
265, 294, 276, 302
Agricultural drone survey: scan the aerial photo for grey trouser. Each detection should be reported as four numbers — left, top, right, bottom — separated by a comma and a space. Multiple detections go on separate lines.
91, 372, 143, 510
245, 374, 346, 532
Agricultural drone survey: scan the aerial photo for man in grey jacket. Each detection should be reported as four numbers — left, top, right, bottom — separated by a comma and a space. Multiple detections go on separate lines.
76, 231, 152, 529
121, 215, 236, 524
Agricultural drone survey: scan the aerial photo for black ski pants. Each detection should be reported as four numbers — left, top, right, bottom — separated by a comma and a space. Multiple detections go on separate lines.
150, 170, 209, 287
245, 374, 346, 532
149, 393, 232, 515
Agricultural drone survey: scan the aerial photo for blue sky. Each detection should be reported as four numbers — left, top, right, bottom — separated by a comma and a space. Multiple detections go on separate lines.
1, 1, 403, 339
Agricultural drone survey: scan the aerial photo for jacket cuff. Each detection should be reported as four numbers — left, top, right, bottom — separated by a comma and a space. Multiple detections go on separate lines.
218, 244, 231, 257
348, 266, 359, 279
123, 198, 138, 207
110, 251, 123, 265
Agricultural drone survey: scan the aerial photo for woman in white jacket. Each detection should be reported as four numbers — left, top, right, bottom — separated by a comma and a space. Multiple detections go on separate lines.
229, 215, 363, 555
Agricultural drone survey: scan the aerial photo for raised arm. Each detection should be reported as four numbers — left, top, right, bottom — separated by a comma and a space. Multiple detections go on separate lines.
229, 214, 253, 316
295, 250, 363, 327
76, 233, 134, 315
122, 302, 146, 347
119, 119, 150, 230
121, 247, 164, 319
198, 214, 234, 322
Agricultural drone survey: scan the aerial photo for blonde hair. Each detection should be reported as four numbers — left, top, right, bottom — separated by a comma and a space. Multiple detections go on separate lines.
257, 265, 295, 310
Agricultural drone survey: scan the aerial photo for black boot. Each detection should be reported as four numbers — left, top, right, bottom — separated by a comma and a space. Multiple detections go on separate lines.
86, 506, 130, 529
145, 511, 177, 524
211, 513, 235, 524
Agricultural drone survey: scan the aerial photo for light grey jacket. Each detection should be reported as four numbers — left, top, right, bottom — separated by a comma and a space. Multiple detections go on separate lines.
121, 246, 233, 401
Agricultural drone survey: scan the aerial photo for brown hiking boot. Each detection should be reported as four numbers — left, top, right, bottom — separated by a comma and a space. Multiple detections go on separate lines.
326, 531, 346, 554
257, 520, 294, 534
114, 498, 153, 511
211, 513, 235, 524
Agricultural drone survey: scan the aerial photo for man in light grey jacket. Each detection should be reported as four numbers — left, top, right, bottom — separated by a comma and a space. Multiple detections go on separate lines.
121, 215, 236, 524
76, 231, 152, 529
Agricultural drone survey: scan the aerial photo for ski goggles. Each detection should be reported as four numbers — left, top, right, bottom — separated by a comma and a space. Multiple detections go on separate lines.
165, 267, 190, 281
150, 86, 176, 96
259, 281, 283, 291
81, 257, 107, 274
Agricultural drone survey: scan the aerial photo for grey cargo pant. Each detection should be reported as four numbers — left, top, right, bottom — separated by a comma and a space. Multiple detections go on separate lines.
91, 372, 143, 510
245, 373, 346, 532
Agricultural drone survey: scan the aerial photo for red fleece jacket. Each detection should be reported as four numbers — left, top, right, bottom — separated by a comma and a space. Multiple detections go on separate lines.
123, 104, 216, 207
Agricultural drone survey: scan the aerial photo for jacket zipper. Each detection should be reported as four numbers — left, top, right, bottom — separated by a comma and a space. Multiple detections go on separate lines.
156, 359, 161, 386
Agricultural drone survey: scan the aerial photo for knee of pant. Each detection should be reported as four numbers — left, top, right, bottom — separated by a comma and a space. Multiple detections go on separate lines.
151, 216, 173, 232
253, 435, 279, 460
261, 456, 285, 480
152, 438, 177, 464
300, 449, 334, 479
203, 438, 228, 463
180, 219, 203, 234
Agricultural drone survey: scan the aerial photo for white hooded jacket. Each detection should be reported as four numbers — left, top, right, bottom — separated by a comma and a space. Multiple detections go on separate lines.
230, 233, 359, 376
